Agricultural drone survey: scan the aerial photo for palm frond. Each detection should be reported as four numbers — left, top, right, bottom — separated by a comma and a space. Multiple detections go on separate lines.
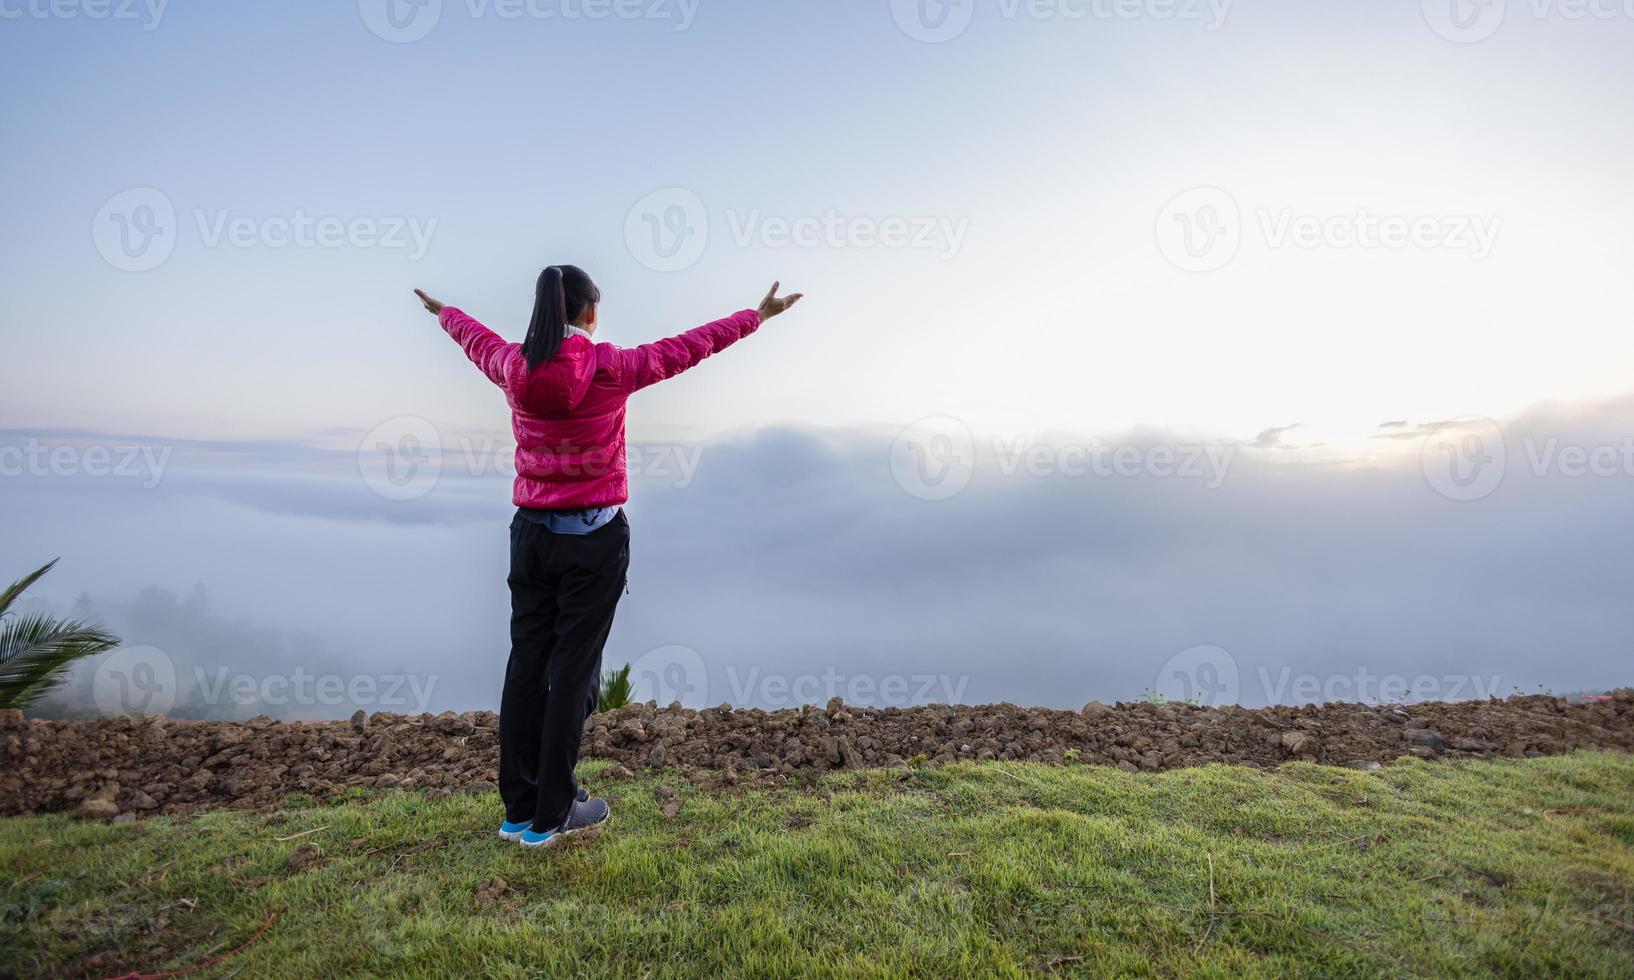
0, 612, 121, 710
597, 663, 633, 713
0, 559, 59, 617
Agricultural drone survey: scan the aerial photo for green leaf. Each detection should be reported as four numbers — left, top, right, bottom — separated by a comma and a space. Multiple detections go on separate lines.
597, 663, 633, 713
0, 559, 59, 618
0, 562, 121, 710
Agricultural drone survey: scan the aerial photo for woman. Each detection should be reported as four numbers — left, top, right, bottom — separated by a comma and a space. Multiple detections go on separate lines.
413, 269, 802, 847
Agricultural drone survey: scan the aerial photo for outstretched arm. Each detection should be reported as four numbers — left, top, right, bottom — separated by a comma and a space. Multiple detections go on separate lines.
614, 282, 803, 394
414, 288, 512, 387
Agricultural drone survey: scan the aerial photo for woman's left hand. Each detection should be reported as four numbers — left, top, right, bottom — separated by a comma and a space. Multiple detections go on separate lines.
756, 282, 803, 322
413, 289, 445, 315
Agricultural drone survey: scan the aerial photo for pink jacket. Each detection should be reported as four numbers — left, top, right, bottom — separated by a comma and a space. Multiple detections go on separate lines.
439, 306, 761, 509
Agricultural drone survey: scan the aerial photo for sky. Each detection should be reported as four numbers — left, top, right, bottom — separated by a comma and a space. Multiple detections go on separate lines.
2, 0, 1632, 716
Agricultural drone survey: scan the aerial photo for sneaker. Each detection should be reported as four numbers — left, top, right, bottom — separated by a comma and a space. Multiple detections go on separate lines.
498, 789, 584, 840
519, 797, 610, 848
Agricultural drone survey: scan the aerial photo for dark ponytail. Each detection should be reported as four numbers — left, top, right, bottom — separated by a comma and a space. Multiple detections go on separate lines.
521, 264, 600, 369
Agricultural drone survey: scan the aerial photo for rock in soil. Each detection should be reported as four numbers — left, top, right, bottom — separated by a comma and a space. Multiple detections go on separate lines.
287, 842, 321, 871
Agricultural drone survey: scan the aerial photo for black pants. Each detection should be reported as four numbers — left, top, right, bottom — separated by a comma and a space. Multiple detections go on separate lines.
499, 510, 629, 829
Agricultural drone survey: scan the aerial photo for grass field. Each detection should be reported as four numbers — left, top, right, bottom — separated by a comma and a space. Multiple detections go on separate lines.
3, 753, 1633, 978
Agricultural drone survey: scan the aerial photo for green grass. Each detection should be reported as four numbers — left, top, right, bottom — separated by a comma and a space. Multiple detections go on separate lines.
4, 754, 1634, 978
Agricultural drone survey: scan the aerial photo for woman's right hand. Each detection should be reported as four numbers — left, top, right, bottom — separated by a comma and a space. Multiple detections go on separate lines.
756, 282, 803, 322
413, 289, 445, 315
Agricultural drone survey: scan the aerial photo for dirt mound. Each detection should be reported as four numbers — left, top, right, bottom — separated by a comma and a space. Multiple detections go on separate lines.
3, 692, 1631, 820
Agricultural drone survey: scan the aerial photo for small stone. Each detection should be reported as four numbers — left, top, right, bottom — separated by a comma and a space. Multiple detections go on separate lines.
1081, 700, 1112, 719
653, 785, 682, 819
350, 710, 368, 732
287, 842, 321, 871
1280, 731, 1319, 759
77, 798, 119, 820
1405, 729, 1445, 752
474, 876, 509, 905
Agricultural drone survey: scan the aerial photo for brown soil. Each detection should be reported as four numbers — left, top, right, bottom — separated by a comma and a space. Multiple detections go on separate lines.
3, 691, 1631, 821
